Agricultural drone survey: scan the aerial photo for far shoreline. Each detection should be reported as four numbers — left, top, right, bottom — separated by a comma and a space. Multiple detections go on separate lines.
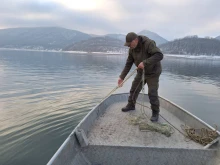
0, 48, 220, 59
0, 48, 125, 55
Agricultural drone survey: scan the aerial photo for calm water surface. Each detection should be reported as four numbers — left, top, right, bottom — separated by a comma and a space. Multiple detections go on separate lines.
0, 50, 220, 165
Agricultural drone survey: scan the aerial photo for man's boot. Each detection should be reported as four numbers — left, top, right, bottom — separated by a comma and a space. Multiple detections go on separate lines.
121, 103, 135, 112
150, 110, 159, 122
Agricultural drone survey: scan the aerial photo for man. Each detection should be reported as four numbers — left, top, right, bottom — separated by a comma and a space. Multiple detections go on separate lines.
118, 32, 163, 122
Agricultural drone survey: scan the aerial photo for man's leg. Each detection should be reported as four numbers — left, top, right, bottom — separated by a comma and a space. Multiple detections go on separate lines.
146, 76, 160, 121
122, 73, 144, 112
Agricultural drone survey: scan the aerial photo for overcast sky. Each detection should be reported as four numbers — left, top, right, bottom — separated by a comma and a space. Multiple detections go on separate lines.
0, 0, 219, 40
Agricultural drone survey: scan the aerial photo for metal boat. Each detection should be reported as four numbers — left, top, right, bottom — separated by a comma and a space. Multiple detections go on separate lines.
47, 93, 220, 165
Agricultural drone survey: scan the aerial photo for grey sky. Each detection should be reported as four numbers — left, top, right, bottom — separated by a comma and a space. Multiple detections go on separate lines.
0, 0, 219, 40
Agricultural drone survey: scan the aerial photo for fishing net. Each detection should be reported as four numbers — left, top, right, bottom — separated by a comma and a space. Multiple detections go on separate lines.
127, 115, 174, 137
181, 124, 219, 146
139, 121, 173, 137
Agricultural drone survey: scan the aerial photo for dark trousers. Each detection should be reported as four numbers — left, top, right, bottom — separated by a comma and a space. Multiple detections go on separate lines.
128, 72, 160, 112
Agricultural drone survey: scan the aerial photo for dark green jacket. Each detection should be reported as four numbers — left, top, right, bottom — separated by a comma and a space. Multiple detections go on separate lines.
120, 35, 163, 79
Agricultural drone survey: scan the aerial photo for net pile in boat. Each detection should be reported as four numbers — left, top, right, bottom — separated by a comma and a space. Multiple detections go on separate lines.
181, 124, 219, 146
126, 115, 173, 137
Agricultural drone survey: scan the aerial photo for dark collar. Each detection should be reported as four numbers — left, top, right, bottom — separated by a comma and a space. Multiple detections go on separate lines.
134, 36, 142, 51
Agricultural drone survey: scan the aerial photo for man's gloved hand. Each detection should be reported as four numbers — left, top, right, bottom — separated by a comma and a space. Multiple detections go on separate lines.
138, 62, 144, 69
118, 77, 123, 87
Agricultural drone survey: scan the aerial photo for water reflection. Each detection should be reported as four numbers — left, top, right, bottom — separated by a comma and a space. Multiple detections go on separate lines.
162, 56, 220, 86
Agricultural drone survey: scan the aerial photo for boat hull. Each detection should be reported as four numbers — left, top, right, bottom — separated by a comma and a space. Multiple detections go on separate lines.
47, 93, 220, 165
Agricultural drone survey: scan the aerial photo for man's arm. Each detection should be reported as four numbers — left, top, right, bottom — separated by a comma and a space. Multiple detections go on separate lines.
143, 41, 163, 66
119, 51, 134, 80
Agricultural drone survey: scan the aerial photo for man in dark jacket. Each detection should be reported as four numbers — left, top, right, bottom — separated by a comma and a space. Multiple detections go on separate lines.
118, 32, 163, 122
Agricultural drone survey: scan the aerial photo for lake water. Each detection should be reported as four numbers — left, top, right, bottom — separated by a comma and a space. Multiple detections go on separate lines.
0, 50, 220, 165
